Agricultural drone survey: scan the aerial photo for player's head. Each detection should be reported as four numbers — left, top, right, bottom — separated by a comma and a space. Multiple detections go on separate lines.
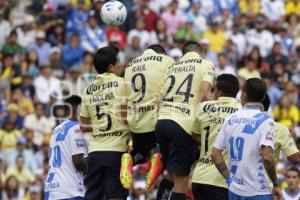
262, 94, 271, 112
241, 78, 266, 105
182, 41, 203, 56
64, 95, 81, 120
215, 74, 239, 98
147, 44, 166, 55
286, 167, 300, 191
93, 45, 121, 76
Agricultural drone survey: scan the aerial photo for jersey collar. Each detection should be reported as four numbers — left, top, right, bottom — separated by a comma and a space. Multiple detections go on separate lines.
182, 52, 201, 59
243, 103, 264, 111
217, 97, 237, 102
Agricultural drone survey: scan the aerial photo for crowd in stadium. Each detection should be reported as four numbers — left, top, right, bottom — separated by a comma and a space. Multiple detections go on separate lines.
0, 0, 299, 199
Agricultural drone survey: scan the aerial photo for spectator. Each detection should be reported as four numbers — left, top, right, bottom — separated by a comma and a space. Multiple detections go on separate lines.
24, 103, 54, 146
23, 129, 39, 153
273, 93, 300, 129
263, 74, 282, 109
287, 57, 300, 87
92, 0, 105, 26
203, 21, 226, 53
246, 16, 274, 57
49, 47, 67, 78
200, 38, 218, 66
225, 23, 246, 58
2, 176, 25, 200
0, 120, 21, 158
286, 14, 300, 37
185, 1, 207, 34
27, 31, 51, 66
81, 14, 107, 53
37, 3, 57, 34
8, 136, 37, 174
271, 62, 290, 89
27, 185, 41, 200
222, 39, 239, 68
16, 15, 36, 48
21, 50, 40, 78
128, 19, 155, 49
0, 11, 10, 49
62, 33, 84, 68
261, 0, 285, 22
153, 18, 173, 46
2, 31, 25, 60
285, 0, 300, 15
34, 140, 49, 174
47, 20, 65, 47
2, 103, 24, 129
10, 88, 34, 118
282, 167, 300, 199
284, 81, 299, 105
215, 53, 235, 76
6, 155, 35, 188
266, 42, 288, 71
20, 75, 36, 101
125, 36, 143, 64
65, 0, 88, 35
248, 46, 266, 71
0, 54, 22, 87
161, 0, 185, 35
275, 25, 294, 56
239, 0, 260, 16
237, 58, 261, 80
105, 26, 127, 50
33, 66, 62, 104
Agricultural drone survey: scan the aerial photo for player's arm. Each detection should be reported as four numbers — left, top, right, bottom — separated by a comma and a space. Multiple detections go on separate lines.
261, 146, 278, 186
286, 152, 300, 164
280, 125, 300, 164
200, 61, 215, 101
200, 81, 212, 102
80, 116, 92, 133
211, 123, 229, 180
211, 147, 229, 180
72, 154, 87, 174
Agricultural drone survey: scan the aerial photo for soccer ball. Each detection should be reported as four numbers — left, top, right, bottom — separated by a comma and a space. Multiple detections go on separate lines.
101, 0, 127, 26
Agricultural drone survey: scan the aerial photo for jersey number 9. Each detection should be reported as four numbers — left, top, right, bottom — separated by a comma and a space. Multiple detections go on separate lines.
131, 73, 146, 104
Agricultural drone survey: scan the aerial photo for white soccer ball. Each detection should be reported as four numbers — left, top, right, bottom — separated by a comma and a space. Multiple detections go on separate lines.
101, 0, 127, 27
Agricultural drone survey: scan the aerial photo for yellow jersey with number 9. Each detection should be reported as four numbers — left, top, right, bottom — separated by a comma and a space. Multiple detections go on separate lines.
80, 73, 130, 153
124, 49, 175, 133
158, 52, 215, 135
192, 97, 241, 188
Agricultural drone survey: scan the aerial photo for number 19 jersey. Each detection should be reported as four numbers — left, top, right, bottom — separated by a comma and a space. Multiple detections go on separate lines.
158, 52, 215, 135
192, 97, 241, 188
80, 73, 130, 153
124, 49, 175, 133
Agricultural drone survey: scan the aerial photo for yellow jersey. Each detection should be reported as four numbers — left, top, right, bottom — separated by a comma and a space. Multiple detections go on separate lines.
158, 52, 215, 135
80, 73, 130, 153
192, 97, 241, 188
273, 122, 298, 163
124, 49, 175, 133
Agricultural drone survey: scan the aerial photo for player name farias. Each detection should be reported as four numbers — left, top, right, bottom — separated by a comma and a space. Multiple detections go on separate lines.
128, 55, 163, 66
203, 104, 238, 114
86, 81, 119, 94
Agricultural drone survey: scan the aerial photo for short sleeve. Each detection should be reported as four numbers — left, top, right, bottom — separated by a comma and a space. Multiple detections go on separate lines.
280, 125, 299, 157
68, 125, 85, 156
214, 122, 227, 150
259, 118, 275, 149
202, 61, 215, 86
80, 90, 90, 118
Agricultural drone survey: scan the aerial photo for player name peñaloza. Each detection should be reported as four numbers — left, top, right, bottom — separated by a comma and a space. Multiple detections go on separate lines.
168, 65, 195, 74
89, 92, 115, 103
203, 104, 238, 114
86, 81, 119, 94
128, 55, 163, 66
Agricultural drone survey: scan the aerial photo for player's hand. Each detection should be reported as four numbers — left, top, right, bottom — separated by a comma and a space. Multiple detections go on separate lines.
272, 186, 282, 200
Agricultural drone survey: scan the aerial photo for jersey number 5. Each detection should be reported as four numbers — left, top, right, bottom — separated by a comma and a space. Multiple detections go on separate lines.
96, 102, 112, 131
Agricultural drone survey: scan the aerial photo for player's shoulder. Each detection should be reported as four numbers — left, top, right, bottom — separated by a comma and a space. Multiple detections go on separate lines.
198, 100, 219, 111
275, 122, 290, 135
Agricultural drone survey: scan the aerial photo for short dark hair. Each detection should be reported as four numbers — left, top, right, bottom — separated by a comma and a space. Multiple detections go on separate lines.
147, 44, 166, 54
93, 45, 119, 74
242, 78, 267, 103
262, 94, 270, 111
216, 74, 239, 98
287, 167, 300, 178
182, 41, 203, 55
65, 95, 81, 106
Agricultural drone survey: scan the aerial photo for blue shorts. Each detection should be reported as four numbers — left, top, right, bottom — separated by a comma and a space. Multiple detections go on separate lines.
229, 191, 272, 200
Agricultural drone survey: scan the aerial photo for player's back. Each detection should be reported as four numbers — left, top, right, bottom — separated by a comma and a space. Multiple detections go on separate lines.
218, 108, 275, 196
124, 49, 174, 133
80, 73, 129, 153
158, 51, 215, 134
192, 97, 241, 188
45, 120, 85, 199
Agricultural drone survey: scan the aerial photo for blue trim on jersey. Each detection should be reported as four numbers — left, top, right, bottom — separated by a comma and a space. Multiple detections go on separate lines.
44, 191, 49, 200
242, 113, 271, 135
56, 120, 78, 142
46, 172, 55, 183
229, 191, 272, 200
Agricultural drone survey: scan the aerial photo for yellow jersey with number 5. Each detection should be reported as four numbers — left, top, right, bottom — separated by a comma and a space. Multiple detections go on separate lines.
192, 97, 241, 188
80, 73, 129, 153
158, 52, 215, 135
124, 49, 175, 133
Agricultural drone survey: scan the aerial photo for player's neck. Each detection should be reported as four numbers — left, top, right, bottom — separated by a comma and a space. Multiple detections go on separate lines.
243, 103, 264, 111
287, 188, 299, 196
